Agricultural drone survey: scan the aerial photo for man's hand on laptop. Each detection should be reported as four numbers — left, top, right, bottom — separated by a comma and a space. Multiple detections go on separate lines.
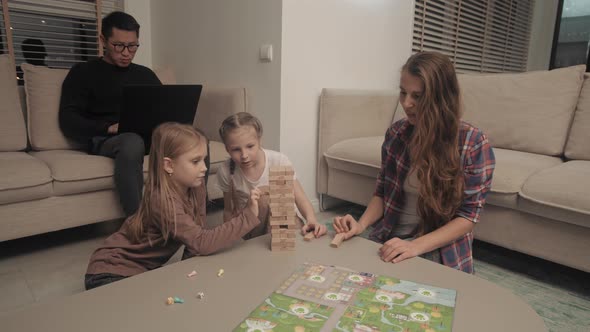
108, 123, 119, 135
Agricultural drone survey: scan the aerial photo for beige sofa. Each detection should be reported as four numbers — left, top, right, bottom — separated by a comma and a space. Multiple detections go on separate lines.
0, 54, 244, 242
317, 64, 590, 273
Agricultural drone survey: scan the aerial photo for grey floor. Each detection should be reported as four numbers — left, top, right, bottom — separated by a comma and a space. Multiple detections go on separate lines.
0, 203, 588, 332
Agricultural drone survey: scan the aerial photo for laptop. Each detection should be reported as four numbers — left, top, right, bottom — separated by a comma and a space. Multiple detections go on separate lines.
119, 84, 202, 151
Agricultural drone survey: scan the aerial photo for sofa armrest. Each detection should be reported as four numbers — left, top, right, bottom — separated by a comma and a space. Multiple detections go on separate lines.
317, 88, 399, 194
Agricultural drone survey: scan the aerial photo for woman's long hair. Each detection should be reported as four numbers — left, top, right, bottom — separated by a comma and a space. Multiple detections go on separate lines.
127, 122, 207, 244
403, 52, 464, 235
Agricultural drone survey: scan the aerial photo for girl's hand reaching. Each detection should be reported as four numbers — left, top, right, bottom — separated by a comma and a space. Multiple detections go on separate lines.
332, 214, 364, 240
247, 187, 262, 217
301, 221, 327, 238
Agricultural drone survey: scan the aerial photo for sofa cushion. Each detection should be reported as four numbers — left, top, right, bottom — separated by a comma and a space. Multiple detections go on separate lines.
31, 150, 149, 196
0, 55, 27, 151
487, 148, 563, 209
21, 63, 84, 151
565, 73, 590, 160
459, 65, 585, 156
324, 136, 382, 178
209, 141, 229, 175
519, 161, 590, 228
0, 152, 53, 204
194, 87, 247, 142
153, 66, 177, 85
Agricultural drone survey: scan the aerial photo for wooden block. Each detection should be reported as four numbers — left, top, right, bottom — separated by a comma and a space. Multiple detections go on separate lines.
271, 238, 296, 246
271, 223, 298, 229
330, 233, 345, 248
271, 246, 295, 251
273, 232, 296, 239
270, 219, 296, 226
279, 197, 295, 204
303, 232, 315, 241
258, 185, 270, 195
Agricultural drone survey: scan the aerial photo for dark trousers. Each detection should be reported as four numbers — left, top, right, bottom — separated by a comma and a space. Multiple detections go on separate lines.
92, 133, 146, 217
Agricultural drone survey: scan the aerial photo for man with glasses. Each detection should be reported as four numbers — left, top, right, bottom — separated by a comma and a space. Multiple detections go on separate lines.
59, 11, 161, 217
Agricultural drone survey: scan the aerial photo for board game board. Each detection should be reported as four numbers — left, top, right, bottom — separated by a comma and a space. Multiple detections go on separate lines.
234, 263, 456, 332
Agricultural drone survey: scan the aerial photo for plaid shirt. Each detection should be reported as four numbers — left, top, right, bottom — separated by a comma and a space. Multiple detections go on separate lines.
369, 119, 495, 274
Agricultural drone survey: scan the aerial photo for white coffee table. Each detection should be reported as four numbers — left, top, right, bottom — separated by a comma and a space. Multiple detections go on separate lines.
1, 234, 547, 331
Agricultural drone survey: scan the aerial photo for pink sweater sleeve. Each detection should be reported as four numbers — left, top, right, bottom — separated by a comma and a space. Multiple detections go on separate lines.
172, 187, 260, 256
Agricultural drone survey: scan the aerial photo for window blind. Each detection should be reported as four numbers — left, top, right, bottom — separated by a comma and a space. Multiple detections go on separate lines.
0, 0, 123, 82
413, 0, 535, 73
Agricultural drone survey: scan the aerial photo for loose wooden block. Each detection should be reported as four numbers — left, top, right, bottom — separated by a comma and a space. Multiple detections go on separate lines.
330, 233, 345, 248
303, 232, 315, 241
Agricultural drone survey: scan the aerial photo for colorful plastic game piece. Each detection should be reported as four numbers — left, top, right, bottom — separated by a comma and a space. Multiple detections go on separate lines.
187, 270, 198, 278
196, 292, 205, 299
217, 268, 224, 277
166, 296, 184, 305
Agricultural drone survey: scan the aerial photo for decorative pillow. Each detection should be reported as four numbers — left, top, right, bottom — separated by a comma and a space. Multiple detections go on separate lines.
21, 63, 84, 151
0, 55, 27, 151
459, 65, 586, 156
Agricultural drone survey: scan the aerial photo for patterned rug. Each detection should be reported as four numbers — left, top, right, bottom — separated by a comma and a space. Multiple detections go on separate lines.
322, 208, 590, 332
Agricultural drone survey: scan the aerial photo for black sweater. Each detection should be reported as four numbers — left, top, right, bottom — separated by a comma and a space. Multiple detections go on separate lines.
59, 58, 161, 145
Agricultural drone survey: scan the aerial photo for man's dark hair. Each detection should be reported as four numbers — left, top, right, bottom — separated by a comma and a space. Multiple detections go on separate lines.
101, 11, 140, 39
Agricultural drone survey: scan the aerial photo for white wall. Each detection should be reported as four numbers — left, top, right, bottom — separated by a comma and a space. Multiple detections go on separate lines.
125, 0, 153, 68
528, 0, 559, 71
149, 0, 282, 148
280, 0, 414, 209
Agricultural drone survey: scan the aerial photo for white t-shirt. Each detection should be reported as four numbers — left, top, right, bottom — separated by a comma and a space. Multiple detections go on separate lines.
216, 149, 297, 210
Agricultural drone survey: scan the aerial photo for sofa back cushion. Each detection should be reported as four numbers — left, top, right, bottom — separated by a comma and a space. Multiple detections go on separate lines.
194, 87, 247, 141
21, 63, 84, 151
458, 65, 585, 156
0, 55, 27, 151
565, 73, 590, 160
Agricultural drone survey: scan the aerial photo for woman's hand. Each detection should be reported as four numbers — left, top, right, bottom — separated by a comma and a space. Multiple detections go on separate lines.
246, 188, 262, 217
301, 221, 327, 238
332, 214, 364, 240
379, 237, 422, 263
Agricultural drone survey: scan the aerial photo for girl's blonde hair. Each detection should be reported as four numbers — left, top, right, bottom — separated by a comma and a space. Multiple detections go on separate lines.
402, 51, 464, 235
218, 112, 263, 144
127, 122, 207, 244
218, 112, 263, 215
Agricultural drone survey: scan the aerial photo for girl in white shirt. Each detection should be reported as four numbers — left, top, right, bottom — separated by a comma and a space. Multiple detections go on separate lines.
217, 112, 327, 239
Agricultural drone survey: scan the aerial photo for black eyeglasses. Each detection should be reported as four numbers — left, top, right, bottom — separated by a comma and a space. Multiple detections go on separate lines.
110, 43, 140, 53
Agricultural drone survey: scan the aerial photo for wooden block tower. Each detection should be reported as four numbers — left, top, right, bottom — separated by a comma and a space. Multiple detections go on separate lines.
269, 166, 297, 251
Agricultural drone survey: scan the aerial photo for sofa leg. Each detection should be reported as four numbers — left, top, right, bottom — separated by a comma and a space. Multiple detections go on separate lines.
319, 193, 326, 212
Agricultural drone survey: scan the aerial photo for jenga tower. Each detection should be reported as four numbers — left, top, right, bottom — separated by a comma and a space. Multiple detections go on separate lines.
269, 166, 297, 251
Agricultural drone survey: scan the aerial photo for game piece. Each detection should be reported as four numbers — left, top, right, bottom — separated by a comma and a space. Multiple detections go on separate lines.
196, 292, 205, 299
166, 296, 184, 305
217, 268, 224, 277
187, 270, 198, 278
303, 231, 315, 241
269, 165, 297, 251
330, 233, 345, 248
